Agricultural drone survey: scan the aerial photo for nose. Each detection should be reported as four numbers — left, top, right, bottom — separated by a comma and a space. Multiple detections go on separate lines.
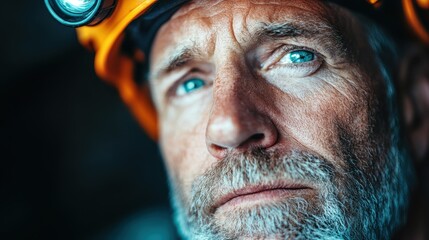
206, 83, 278, 159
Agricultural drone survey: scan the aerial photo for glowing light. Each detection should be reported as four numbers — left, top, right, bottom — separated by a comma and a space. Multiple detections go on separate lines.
367, 0, 382, 8
57, 0, 97, 14
403, 0, 429, 44
417, 0, 429, 9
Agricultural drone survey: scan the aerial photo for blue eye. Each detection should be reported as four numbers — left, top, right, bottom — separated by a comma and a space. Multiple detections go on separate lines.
287, 50, 314, 63
176, 78, 206, 96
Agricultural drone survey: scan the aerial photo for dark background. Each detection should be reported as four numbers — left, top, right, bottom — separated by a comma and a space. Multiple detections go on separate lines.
1, 2, 178, 240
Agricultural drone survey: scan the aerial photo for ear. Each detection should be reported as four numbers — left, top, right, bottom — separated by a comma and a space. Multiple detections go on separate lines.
399, 45, 429, 164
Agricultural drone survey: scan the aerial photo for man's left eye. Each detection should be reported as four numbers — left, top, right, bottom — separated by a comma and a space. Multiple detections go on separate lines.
259, 47, 322, 78
282, 50, 314, 64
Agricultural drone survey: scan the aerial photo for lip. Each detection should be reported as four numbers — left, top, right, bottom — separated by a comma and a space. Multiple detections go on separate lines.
213, 182, 313, 212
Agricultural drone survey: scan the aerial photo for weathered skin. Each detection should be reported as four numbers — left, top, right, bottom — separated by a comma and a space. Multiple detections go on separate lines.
148, 0, 400, 238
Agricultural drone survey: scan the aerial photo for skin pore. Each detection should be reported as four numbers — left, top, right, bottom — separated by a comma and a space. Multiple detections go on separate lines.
147, 0, 413, 239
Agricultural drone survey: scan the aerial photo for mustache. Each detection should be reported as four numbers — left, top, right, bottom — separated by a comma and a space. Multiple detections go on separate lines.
188, 149, 337, 219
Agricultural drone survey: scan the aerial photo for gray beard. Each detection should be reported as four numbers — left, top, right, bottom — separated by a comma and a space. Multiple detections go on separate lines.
168, 145, 413, 240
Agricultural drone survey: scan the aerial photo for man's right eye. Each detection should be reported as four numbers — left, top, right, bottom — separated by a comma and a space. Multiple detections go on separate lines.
176, 78, 206, 96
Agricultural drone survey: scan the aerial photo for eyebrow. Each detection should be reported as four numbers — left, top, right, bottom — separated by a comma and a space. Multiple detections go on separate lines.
151, 20, 344, 81
151, 46, 200, 81
258, 20, 344, 50
258, 22, 311, 38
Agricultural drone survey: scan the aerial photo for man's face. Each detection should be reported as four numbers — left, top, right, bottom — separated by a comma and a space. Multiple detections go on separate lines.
148, 0, 412, 239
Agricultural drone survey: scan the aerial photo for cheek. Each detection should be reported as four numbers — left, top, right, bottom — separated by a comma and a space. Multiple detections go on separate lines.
271, 68, 371, 164
159, 98, 214, 199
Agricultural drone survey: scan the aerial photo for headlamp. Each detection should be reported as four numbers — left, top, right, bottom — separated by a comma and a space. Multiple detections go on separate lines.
45, 0, 116, 27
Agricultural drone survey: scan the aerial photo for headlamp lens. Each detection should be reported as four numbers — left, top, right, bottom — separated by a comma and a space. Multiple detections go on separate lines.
56, 0, 97, 15
45, 0, 116, 27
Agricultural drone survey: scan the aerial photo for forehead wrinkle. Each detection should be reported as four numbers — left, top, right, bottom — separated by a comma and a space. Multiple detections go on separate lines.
174, 0, 226, 20
150, 17, 216, 81
228, 6, 253, 52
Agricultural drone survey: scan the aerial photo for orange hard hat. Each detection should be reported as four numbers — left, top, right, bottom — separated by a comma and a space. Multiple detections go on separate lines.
45, 0, 429, 141
76, 0, 159, 140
